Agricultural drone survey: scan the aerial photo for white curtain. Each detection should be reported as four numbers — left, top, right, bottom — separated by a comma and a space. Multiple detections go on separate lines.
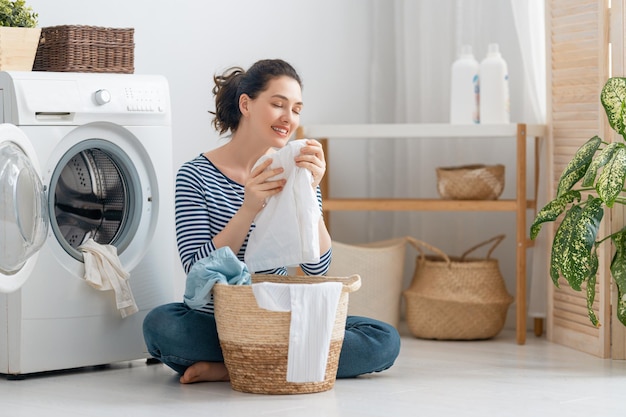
510, 0, 547, 319
360, 0, 547, 324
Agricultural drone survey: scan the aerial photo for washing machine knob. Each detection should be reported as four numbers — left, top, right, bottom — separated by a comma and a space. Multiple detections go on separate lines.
94, 89, 112, 105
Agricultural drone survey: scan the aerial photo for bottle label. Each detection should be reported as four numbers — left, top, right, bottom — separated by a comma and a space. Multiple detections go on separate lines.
473, 74, 480, 124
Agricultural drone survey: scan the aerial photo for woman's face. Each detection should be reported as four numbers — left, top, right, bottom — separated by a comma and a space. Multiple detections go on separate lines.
243, 75, 303, 148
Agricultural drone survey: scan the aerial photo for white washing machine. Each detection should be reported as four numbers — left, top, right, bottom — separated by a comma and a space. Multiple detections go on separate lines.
0, 71, 176, 377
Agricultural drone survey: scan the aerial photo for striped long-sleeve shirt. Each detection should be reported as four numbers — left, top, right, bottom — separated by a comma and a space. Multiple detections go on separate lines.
175, 154, 332, 313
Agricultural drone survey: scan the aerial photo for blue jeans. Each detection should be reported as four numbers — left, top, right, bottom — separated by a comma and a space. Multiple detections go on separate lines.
143, 302, 401, 378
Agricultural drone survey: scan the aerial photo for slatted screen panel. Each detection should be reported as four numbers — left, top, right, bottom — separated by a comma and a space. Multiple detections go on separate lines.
548, 0, 610, 357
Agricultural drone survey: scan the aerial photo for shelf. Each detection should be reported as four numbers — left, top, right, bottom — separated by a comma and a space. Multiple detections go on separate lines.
303, 123, 546, 139
300, 122, 546, 346
322, 198, 536, 212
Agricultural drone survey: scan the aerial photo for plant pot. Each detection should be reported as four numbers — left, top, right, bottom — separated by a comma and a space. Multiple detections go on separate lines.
0, 27, 41, 71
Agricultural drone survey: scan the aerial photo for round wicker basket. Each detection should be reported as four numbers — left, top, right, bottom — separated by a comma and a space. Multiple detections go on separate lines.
213, 274, 361, 395
436, 164, 505, 200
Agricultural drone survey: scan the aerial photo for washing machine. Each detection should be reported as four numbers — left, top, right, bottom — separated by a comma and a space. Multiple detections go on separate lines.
0, 71, 176, 377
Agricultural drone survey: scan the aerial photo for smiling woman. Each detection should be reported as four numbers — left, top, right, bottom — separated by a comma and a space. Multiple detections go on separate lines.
142, 58, 401, 386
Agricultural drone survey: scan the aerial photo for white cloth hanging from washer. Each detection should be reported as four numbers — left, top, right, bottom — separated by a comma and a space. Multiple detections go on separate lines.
245, 139, 321, 272
251, 281, 343, 383
79, 238, 138, 318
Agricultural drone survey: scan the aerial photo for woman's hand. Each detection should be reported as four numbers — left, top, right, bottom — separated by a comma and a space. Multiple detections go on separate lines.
295, 139, 326, 189
242, 158, 285, 213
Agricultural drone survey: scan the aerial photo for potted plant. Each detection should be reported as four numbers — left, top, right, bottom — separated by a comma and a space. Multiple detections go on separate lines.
531, 76, 626, 328
0, 0, 39, 71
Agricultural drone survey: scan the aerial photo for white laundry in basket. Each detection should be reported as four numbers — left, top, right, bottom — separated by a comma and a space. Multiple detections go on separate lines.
251, 281, 343, 382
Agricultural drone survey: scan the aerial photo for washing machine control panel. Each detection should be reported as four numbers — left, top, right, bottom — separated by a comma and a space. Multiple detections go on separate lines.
123, 87, 166, 113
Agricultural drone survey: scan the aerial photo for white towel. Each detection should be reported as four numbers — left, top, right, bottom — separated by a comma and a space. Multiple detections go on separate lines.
251, 281, 343, 383
79, 238, 138, 318
245, 139, 321, 272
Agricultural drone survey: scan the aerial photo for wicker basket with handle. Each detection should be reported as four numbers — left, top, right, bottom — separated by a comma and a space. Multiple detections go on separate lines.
213, 274, 361, 394
403, 235, 513, 340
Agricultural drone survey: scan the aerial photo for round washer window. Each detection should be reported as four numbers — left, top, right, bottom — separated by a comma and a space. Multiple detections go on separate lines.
49, 139, 142, 261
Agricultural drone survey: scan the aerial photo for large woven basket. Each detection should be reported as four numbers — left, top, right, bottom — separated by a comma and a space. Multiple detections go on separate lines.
403, 235, 513, 340
33, 25, 134, 73
213, 274, 361, 395
327, 237, 406, 328
436, 164, 505, 200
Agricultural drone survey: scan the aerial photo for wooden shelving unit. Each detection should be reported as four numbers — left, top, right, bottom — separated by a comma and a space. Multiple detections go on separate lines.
301, 123, 547, 345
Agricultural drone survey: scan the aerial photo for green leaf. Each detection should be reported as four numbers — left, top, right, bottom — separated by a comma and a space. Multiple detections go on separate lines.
549, 241, 562, 287
0, 0, 37, 27
601, 77, 626, 136
610, 228, 626, 326
582, 142, 621, 187
530, 190, 581, 239
556, 136, 602, 197
586, 249, 599, 327
551, 197, 604, 291
597, 146, 626, 207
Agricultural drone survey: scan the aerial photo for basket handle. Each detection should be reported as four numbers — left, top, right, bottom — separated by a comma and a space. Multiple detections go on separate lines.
342, 274, 362, 293
406, 236, 451, 265
460, 234, 506, 261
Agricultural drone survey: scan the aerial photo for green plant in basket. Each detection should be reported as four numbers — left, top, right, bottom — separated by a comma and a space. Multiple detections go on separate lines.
0, 0, 37, 28
531, 77, 626, 328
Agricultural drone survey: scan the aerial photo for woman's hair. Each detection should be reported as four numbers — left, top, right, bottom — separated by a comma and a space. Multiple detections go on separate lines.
210, 59, 302, 135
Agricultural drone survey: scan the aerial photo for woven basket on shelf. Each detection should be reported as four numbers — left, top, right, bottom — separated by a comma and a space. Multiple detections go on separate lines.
403, 235, 513, 340
33, 25, 134, 73
213, 274, 361, 395
436, 164, 505, 200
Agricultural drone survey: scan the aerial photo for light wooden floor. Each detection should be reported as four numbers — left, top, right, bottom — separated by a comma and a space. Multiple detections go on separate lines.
2, 327, 625, 417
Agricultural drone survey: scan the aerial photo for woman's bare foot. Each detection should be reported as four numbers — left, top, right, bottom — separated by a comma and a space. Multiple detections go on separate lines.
179, 361, 230, 384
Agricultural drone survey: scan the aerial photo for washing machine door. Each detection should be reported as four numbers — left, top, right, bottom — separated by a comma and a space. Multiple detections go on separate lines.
0, 123, 49, 292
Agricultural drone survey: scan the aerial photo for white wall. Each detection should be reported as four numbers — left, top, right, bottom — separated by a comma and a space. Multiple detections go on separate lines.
29, 0, 374, 169
28, 0, 377, 293
27, 1, 535, 329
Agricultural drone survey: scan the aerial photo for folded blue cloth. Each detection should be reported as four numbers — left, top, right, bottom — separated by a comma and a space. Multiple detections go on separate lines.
183, 246, 251, 310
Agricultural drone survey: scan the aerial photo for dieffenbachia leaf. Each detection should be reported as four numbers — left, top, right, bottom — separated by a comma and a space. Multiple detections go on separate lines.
582, 142, 621, 187
550, 197, 604, 290
601, 77, 626, 137
556, 136, 602, 197
586, 249, 599, 327
610, 228, 626, 326
596, 145, 626, 207
530, 190, 581, 239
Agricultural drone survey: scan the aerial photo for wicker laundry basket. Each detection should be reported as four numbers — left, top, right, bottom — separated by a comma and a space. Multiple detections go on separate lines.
213, 274, 361, 394
327, 237, 406, 328
403, 235, 513, 340
33, 25, 134, 73
436, 164, 505, 200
